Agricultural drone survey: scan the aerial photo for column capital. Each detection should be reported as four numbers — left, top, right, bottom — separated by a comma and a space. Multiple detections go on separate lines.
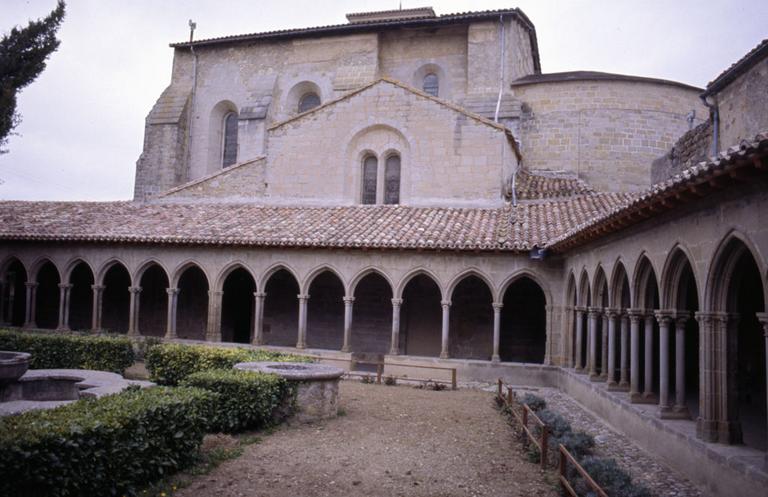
91, 284, 106, 291
128, 286, 142, 294
297, 294, 310, 301
343, 296, 355, 304
24, 282, 38, 289
440, 300, 452, 307
605, 307, 621, 318
57, 283, 73, 290
492, 302, 504, 310
391, 298, 403, 306
166, 287, 180, 296
208, 290, 224, 297
253, 291, 267, 298
672, 310, 691, 327
654, 309, 675, 324
755, 312, 768, 336
586, 307, 601, 317
575, 305, 587, 312
695, 311, 737, 325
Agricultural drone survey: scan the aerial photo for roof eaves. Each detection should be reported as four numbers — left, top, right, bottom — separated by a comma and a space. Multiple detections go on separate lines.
703, 38, 768, 96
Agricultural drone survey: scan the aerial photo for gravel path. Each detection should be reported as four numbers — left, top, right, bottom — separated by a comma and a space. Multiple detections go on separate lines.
480, 384, 705, 497
175, 381, 558, 497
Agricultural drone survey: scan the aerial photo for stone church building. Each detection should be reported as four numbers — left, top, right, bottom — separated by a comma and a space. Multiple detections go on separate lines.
0, 7, 766, 495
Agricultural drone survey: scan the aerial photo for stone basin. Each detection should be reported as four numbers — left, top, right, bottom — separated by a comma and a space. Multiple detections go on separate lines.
235, 361, 344, 423
0, 351, 31, 386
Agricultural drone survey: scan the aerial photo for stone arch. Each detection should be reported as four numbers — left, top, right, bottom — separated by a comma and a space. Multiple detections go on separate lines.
301, 264, 346, 296
29, 256, 61, 283
445, 268, 495, 303
578, 269, 592, 307
349, 267, 395, 297
62, 257, 95, 284
449, 273, 494, 360
593, 265, 609, 308
0, 256, 27, 326
499, 274, 547, 363
137, 262, 169, 337
101, 260, 131, 334
498, 269, 552, 308
66, 260, 94, 331
262, 267, 300, 347
395, 267, 444, 300
175, 263, 209, 340
350, 270, 394, 355
632, 254, 660, 309
258, 263, 301, 296
706, 231, 767, 312
33, 259, 60, 329
208, 100, 239, 169
215, 261, 257, 293
345, 123, 412, 204
306, 270, 345, 350
609, 260, 631, 309
400, 272, 443, 357
286, 80, 323, 115
661, 244, 702, 311
565, 272, 578, 367
412, 62, 449, 99
97, 258, 133, 287
220, 266, 256, 344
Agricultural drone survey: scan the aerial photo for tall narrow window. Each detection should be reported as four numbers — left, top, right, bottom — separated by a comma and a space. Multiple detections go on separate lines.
298, 92, 321, 113
362, 155, 378, 205
222, 112, 238, 167
384, 154, 401, 204
423, 73, 439, 97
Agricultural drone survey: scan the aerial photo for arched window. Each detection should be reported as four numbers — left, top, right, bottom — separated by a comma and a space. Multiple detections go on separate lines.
423, 73, 439, 97
384, 154, 401, 205
222, 111, 238, 168
298, 92, 321, 113
361, 155, 378, 205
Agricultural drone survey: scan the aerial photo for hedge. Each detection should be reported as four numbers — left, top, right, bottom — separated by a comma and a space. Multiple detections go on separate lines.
182, 369, 293, 433
0, 329, 134, 373
0, 386, 216, 497
146, 342, 310, 386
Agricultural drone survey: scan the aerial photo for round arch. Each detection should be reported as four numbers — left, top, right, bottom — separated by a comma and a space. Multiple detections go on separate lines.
499, 274, 548, 363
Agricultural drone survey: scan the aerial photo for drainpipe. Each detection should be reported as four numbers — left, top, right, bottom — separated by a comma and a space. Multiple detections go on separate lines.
185, 20, 198, 182
494, 14, 506, 123
699, 93, 719, 156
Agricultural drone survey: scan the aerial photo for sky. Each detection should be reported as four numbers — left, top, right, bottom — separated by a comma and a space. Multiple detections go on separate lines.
0, 0, 765, 201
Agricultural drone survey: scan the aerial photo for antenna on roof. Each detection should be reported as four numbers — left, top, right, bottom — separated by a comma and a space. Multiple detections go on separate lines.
188, 19, 197, 43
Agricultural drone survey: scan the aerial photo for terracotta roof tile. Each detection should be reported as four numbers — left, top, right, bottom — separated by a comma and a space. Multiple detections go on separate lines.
515, 169, 595, 200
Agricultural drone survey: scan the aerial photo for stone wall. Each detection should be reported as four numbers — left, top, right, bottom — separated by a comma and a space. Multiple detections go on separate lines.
512, 79, 707, 192
159, 158, 266, 202
265, 80, 517, 206
716, 57, 768, 149
651, 121, 712, 183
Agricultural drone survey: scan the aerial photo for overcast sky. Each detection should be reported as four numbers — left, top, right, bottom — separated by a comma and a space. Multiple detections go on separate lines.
1, 0, 765, 201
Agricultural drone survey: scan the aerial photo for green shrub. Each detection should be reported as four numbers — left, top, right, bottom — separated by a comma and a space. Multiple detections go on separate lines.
145, 342, 310, 385
0, 386, 216, 497
182, 369, 293, 433
520, 392, 547, 412
0, 329, 134, 373
573, 456, 652, 497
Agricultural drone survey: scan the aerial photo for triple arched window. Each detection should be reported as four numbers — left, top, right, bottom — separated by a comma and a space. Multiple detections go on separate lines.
221, 111, 238, 168
361, 153, 401, 205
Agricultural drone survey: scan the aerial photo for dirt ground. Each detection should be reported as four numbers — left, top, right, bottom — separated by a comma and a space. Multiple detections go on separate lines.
175, 381, 558, 497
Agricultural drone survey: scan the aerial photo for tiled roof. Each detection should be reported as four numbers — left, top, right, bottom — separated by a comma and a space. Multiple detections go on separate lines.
515, 169, 594, 200
0, 193, 631, 253
170, 8, 541, 73
704, 38, 768, 96
547, 132, 768, 252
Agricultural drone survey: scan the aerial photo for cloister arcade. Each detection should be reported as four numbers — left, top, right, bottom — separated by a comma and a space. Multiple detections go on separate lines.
564, 233, 767, 452
0, 254, 551, 367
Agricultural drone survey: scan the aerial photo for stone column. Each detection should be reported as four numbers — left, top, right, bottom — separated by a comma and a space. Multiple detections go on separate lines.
91, 284, 105, 330
206, 290, 223, 342
24, 282, 38, 328
606, 309, 618, 388
165, 288, 179, 339
587, 307, 599, 378
57, 283, 73, 331
252, 292, 266, 345
756, 313, 768, 461
296, 294, 309, 349
342, 296, 354, 353
389, 298, 403, 355
600, 311, 609, 380
619, 313, 630, 390
669, 312, 691, 419
492, 302, 503, 362
695, 311, 719, 442
440, 300, 451, 359
127, 286, 142, 336
655, 310, 674, 413
0, 279, 6, 325
574, 307, 585, 371
628, 309, 643, 400
642, 312, 656, 402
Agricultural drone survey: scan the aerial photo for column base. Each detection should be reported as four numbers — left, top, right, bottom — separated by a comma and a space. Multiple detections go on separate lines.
340, 345, 350, 353
607, 382, 630, 392
574, 366, 585, 374
491, 354, 500, 363
23, 323, 36, 329
588, 373, 602, 382
295, 342, 306, 350
718, 420, 743, 445
206, 333, 221, 342
630, 392, 657, 404
697, 417, 720, 442
389, 348, 399, 356
660, 405, 691, 420
57, 326, 71, 332
251, 338, 263, 346
164, 332, 177, 340
439, 351, 449, 359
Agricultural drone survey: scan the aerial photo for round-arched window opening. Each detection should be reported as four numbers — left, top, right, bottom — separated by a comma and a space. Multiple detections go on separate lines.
423, 73, 439, 97
298, 92, 321, 113
222, 111, 238, 168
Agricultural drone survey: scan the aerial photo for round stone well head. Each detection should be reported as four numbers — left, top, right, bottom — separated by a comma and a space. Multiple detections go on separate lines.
234, 361, 344, 423
0, 351, 31, 386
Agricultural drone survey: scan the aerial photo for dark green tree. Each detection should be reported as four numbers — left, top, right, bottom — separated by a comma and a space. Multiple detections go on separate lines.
0, 1, 66, 153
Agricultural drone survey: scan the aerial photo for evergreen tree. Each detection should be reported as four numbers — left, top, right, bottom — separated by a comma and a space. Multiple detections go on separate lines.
0, 1, 66, 153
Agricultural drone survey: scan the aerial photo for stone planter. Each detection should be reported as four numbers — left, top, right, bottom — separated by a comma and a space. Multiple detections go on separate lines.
235, 362, 344, 423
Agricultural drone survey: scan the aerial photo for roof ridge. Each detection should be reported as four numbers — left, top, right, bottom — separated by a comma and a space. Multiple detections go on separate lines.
157, 156, 266, 197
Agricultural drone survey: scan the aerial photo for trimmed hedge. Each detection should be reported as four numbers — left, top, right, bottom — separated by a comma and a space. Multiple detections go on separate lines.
182, 369, 293, 433
0, 386, 216, 497
574, 456, 652, 497
146, 342, 310, 386
0, 329, 134, 373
